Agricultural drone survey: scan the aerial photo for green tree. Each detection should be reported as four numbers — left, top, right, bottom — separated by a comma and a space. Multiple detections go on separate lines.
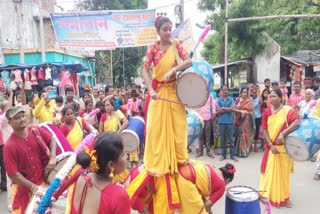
199, 0, 320, 64
77, 0, 148, 87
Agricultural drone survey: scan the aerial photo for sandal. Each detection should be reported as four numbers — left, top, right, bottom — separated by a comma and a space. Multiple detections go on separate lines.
313, 174, 320, 181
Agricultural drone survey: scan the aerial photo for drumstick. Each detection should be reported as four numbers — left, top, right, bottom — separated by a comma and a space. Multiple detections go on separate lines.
230, 190, 267, 194
158, 97, 187, 106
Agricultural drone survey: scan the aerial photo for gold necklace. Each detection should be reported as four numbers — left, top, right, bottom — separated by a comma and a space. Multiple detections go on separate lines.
271, 104, 282, 114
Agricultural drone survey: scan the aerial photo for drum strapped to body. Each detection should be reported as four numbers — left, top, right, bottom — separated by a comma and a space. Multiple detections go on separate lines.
186, 109, 204, 147
121, 116, 145, 153
39, 122, 73, 155
45, 152, 73, 184
176, 59, 214, 109
26, 187, 67, 214
285, 117, 320, 161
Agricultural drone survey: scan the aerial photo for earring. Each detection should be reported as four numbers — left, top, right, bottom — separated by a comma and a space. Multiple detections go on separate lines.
109, 168, 114, 178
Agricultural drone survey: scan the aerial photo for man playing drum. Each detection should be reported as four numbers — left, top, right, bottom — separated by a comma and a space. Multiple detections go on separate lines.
3, 106, 57, 214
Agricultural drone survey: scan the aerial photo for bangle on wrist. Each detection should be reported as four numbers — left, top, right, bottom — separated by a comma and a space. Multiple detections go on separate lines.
150, 90, 156, 95
173, 67, 177, 74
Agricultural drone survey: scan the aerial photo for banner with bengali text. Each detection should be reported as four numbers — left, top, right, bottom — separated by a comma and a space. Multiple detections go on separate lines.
51, 9, 157, 50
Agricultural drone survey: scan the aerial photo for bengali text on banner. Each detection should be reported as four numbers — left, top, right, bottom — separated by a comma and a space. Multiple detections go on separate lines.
51, 9, 157, 50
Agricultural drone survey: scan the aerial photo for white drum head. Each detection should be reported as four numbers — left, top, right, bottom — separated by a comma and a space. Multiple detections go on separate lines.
121, 130, 139, 153
285, 136, 309, 161
227, 186, 259, 202
176, 72, 209, 109
46, 152, 73, 184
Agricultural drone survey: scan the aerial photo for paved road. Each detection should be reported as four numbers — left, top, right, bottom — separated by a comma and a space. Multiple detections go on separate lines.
1, 151, 319, 213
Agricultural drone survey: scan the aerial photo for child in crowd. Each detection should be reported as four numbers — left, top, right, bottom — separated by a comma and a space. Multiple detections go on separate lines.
280, 80, 288, 105
129, 148, 139, 169
83, 101, 98, 129
54, 96, 64, 121
258, 102, 268, 150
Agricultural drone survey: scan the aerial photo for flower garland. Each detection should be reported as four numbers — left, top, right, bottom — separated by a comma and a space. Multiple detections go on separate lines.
85, 147, 99, 172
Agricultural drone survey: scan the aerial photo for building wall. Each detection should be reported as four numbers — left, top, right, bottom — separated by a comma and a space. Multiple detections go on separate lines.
254, 39, 281, 83
0, 1, 55, 51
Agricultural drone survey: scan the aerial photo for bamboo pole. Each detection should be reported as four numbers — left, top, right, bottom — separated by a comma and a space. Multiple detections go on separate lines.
224, 0, 229, 86
228, 14, 320, 23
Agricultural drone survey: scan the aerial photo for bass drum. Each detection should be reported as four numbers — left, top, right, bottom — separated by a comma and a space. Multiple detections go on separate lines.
187, 109, 204, 147
285, 117, 320, 161
176, 59, 214, 109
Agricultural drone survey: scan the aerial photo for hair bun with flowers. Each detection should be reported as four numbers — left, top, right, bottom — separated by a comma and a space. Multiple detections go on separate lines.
85, 147, 99, 172
155, 16, 162, 28
226, 162, 236, 174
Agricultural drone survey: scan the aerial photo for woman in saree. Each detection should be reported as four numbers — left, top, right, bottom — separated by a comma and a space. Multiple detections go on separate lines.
234, 88, 255, 157
98, 98, 129, 184
259, 89, 299, 208
70, 132, 130, 214
126, 16, 205, 214
60, 105, 91, 150
126, 162, 236, 214
98, 98, 128, 134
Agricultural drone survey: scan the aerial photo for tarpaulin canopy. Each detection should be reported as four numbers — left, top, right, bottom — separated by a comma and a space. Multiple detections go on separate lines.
281, 50, 320, 66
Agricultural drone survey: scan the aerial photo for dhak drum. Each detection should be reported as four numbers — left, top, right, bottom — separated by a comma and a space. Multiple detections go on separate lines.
187, 109, 204, 146
39, 122, 73, 155
121, 116, 145, 152
176, 59, 214, 109
26, 187, 67, 214
226, 186, 261, 214
285, 117, 320, 161
46, 152, 73, 184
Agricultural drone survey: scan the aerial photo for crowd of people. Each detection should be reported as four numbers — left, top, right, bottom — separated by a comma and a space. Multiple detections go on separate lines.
0, 16, 236, 214
0, 15, 319, 213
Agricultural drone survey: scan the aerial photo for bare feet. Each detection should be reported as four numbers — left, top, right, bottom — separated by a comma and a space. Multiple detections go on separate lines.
206, 151, 215, 158
219, 156, 226, 161
285, 200, 292, 208
231, 156, 239, 162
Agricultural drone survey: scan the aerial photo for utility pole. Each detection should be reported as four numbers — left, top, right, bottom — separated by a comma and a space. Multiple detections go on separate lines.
110, 50, 113, 86
180, 0, 184, 23
123, 48, 125, 87
224, 0, 228, 86
39, 0, 46, 62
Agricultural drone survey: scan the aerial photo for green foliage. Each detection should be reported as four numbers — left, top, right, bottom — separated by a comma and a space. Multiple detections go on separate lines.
77, 0, 148, 87
199, 0, 320, 64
